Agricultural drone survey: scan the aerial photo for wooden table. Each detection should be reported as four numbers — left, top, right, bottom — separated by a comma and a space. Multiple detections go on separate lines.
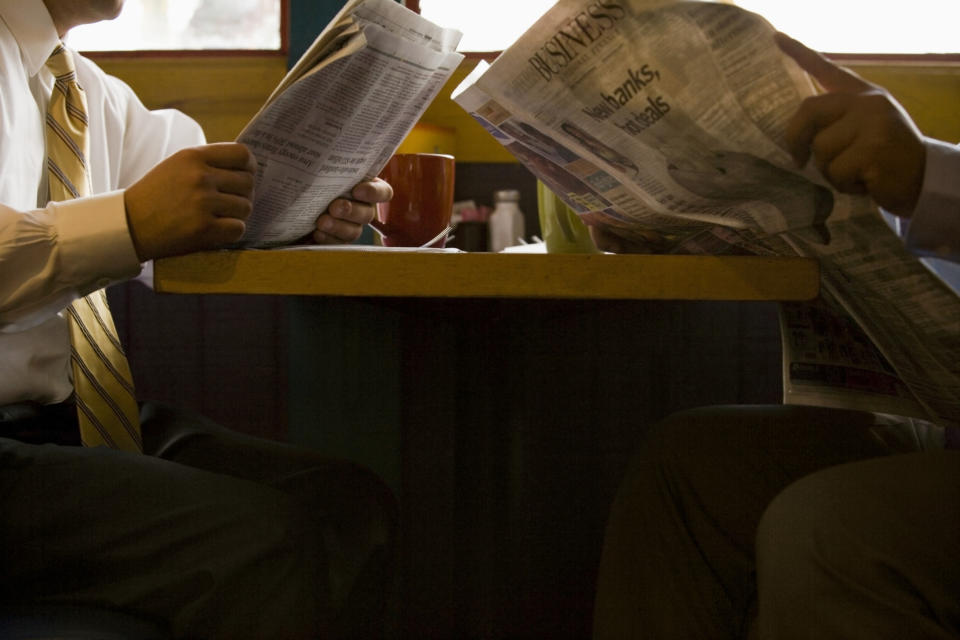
154, 249, 819, 301
153, 249, 819, 639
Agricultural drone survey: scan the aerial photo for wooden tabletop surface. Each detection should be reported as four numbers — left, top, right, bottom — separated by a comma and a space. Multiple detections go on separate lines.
153, 249, 820, 301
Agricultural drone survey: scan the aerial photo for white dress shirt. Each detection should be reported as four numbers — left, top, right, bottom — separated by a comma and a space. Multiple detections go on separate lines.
0, 0, 204, 406
908, 138, 960, 265
893, 138, 960, 296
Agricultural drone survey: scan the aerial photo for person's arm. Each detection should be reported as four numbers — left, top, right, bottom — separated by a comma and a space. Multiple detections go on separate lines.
775, 32, 926, 218
1, 64, 390, 330
903, 138, 960, 261
0, 142, 256, 328
98, 68, 390, 248
776, 32, 960, 264
0, 194, 141, 329
124, 150, 391, 252
0, 64, 255, 328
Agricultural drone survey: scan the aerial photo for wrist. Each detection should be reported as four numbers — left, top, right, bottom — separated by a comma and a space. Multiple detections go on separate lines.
55, 190, 143, 290
904, 138, 960, 259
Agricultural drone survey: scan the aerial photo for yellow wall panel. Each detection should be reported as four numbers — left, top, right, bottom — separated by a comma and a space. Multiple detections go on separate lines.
416, 58, 519, 163
95, 55, 960, 162
396, 122, 457, 155
94, 54, 288, 143
417, 58, 960, 163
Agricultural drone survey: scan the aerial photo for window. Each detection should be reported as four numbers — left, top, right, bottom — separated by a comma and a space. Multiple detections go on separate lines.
733, 1, 958, 54
65, 0, 959, 56
66, 0, 282, 51
416, 0, 959, 55
416, 0, 555, 53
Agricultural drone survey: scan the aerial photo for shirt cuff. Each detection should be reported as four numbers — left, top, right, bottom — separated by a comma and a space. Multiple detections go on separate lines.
52, 190, 142, 293
905, 138, 960, 262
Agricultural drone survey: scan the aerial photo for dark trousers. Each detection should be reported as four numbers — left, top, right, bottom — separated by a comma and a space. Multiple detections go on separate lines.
0, 402, 397, 640
593, 404, 959, 640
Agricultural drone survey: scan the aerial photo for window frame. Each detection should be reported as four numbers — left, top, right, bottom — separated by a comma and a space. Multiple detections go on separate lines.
78, 1, 960, 62
79, 1, 960, 94
83, 0, 290, 61
828, 52, 960, 64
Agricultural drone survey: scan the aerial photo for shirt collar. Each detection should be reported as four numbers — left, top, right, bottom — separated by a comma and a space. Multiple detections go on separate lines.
0, 0, 63, 77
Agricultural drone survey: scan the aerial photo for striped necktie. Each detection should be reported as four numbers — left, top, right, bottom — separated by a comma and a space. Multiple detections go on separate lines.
46, 43, 142, 452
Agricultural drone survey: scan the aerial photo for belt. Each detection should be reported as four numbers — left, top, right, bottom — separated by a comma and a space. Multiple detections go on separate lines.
0, 400, 81, 445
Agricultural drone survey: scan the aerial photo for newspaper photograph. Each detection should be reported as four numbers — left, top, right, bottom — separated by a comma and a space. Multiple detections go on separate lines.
452, 0, 960, 427
236, 0, 463, 247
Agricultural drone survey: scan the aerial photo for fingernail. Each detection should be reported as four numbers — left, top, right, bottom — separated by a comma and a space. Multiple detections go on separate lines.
354, 185, 373, 202
321, 217, 334, 231
332, 200, 350, 218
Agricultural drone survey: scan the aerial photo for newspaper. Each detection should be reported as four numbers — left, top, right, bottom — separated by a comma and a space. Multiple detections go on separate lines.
235, 0, 463, 247
451, 0, 960, 427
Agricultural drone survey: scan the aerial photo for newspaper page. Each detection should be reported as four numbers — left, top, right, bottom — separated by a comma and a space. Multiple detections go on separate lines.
235, 0, 463, 247
452, 0, 960, 427
778, 293, 928, 418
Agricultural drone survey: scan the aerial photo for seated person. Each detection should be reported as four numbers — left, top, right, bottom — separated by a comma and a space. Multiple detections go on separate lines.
1, 1, 396, 638
591, 33, 959, 639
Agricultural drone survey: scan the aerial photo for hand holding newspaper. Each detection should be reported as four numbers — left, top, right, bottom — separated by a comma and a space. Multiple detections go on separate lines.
452, 0, 960, 427
236, 0, 463, 248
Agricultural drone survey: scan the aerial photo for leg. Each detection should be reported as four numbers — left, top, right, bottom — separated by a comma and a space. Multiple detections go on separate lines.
592, 405, 930, 640
0, 437, 322, 639
140, 402, 398, 639
756, 451, 960, 640
1, 402, 396, 640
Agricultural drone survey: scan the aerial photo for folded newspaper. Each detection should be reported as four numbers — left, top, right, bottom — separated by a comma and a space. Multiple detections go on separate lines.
452, 0, 960, 428
235, 0, 463, 247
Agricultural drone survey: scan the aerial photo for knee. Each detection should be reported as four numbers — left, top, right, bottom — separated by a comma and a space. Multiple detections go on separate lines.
290, 464, 398, 638
290, 462, 397, 552
755, 468, 841, 592
630, 406, 717, 467
616, 406, 736, 492
214, 468, 397, 637
277, 462, 397, 601
604, 407, 735, 532
210, 486, 313, 577
608, 411, 685, 508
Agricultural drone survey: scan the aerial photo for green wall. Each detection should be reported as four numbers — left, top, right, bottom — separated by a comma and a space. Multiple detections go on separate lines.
288, 0, 344, 66
288, 0, 403, 67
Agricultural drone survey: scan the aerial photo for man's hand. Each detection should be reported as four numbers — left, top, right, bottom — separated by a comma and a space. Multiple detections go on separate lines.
124, 143, 256, 261
311, 178, 393, 244
587, 222, 667, 254
589, 225, 629, 253
776, 32, 926, 217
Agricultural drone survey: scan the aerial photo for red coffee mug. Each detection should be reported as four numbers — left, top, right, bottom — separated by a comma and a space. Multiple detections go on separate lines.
373, 153, 455, 247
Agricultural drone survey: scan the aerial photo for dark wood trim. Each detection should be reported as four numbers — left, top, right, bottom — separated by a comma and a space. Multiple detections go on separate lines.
463, 51, 501, 62
85, 49, 287, 60
456, 51, 960, 64
280, 0, 290, 54
826, 52, 960, 64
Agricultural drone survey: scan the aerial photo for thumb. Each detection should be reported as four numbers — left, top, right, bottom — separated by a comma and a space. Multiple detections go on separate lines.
774, 32, 870, 94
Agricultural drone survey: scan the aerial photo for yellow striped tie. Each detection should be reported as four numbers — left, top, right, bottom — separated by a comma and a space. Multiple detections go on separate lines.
46, 43, 142, 452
